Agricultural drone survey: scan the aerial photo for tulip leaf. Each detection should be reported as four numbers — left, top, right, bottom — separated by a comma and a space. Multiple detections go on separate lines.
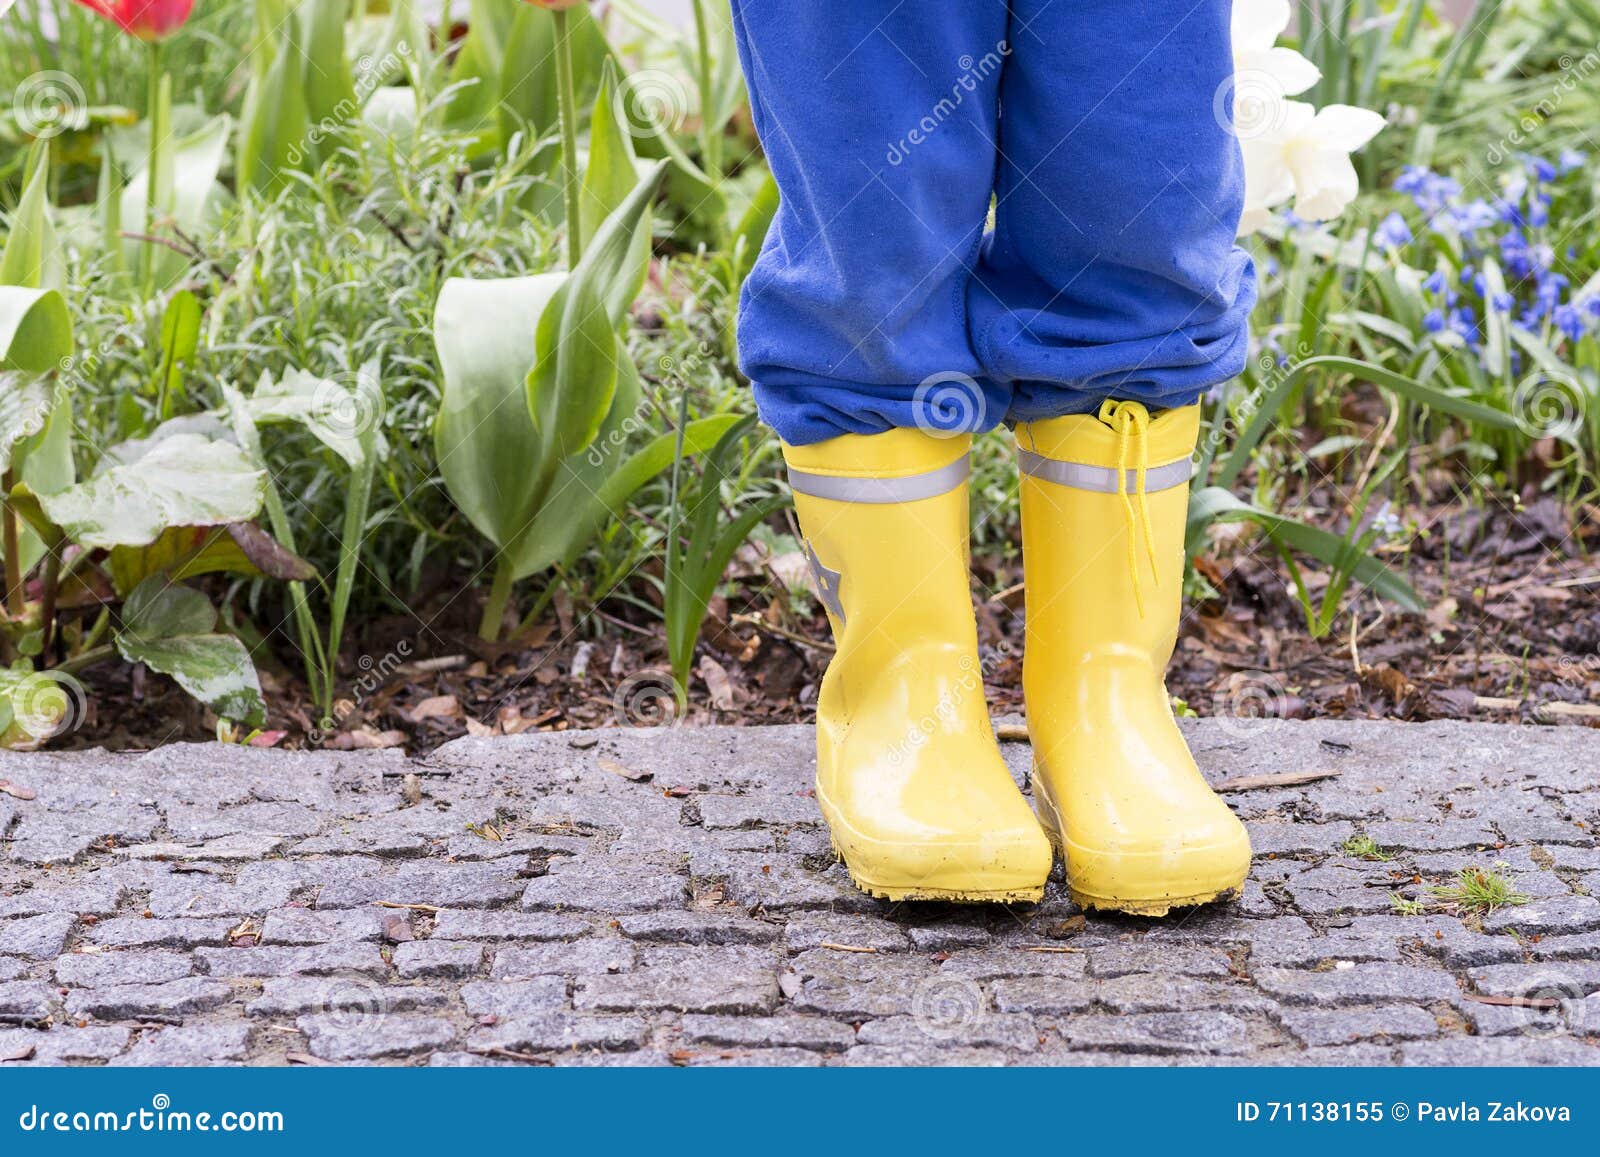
116, 578, 266, 726
525, 271, 619, 493
0, 142, 63, 292
38, 433, 265, 550
434, 272, 565, 552
0, 287, 72, 373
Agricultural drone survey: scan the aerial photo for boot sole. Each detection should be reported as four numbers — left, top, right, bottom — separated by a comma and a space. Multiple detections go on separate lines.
829, 838, 1046, 904
1031, 778, 1247, 917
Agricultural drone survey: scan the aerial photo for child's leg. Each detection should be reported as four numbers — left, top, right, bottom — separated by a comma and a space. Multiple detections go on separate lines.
994, 2, 1255, 915
969, 0, 1256, 418
731, 1, 1011, 446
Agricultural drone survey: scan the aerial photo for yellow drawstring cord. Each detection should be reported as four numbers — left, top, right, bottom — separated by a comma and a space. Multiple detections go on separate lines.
1098, 399, 1161, 617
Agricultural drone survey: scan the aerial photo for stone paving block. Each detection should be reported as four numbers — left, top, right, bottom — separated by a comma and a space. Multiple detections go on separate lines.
85, 916, 234, 950
842, 1043, 1012, 1067
467, 1013, 648, 1054
680, 1013, 857, 1052
1087, 943, 1234, 979
318, 861, 526, 909
1483, 894, 1600, 935
690, 851, 874, 913
1057, 1012, 1251, 1056
574, 947, 778, 1015
783, 913, 909, 953
1466, 960, 1600, 998
246, 977, 448, 1019
113, 1024, 252, 1066
1277, 1004, 1440, 1047
460, 978, 568, 1019
65, 977, 232, 1020
146, 880, 295, 919
685, 1045, 827, 1067
491, 940, 635, 979
0, 883, 126, 919
1547, 845, 1600, 871
4, 720, 1600, 1067
194, 944, 389, 979
393, 940, 485, 979
55, 950, 192, 987
0, 1025, 130, 1062
0, 912, 76, 960
855, 1012, 1040, 1052
1528, 929, 1600, 962
520, 859, 688, 913
1256, 964, 1460, 1006
697, 794, 818, 830
1399, 1036, 1600, 1066
616, 910, 778, 946
1361, 820, 1499, 853
429, 910, 592, 942
990, 977, 1098, 1015
789, 951, 939, 1018
905, 923, 991, 952
260, 907, 386, 945
1461, 999, 1564, 1038
938, 947, 1088, 981
0, 981, 53, 1023
299, 1013, 457, 1062
1248, 821, 1354, 857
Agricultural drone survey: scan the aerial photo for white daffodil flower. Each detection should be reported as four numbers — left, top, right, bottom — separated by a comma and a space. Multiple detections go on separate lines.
1238, 101, 1387, 234
1232, 0, 1322, 101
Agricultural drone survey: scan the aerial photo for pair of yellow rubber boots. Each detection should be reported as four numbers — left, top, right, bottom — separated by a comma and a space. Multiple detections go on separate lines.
785, 401, 1250, 914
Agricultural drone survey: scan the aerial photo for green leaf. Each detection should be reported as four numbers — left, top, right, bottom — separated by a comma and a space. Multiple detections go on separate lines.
0, 142, 62, 292
1216, 355, 1518, 489
434, 272, 565, 553
156, 289, 202, 418
1187, 486, 1424, 613
0, 287, 72, 373
238, 0, 310, 193
525, 270, 619, 487
116, 578, 266, 726
121, 113, 232, 280
38, 433, 265, 549
581, 61, 644, 254
108, 523, 316, 597
0, 373, 56, 475
298, 0, 359, 131
245, 366, 380, 470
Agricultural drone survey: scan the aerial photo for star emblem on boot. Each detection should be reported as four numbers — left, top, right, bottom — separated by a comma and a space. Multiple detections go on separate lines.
803, 540, 846, 625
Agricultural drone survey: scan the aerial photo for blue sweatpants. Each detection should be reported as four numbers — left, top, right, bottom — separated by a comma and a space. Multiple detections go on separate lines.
730, 1, 1257, 446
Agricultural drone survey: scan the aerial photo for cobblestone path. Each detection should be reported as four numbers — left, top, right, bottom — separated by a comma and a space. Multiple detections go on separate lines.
2, 720, 1598, 1066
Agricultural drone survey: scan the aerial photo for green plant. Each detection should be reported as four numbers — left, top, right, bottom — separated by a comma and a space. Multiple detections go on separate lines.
1429, 863, 1530, 915
1341, 833, 1391, 860
660, 411, 783, 696
0, 141, 311, 745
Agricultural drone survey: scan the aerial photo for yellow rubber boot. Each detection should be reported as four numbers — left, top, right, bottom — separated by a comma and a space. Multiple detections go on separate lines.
1016, 402, 1250, 915
784, 428, 1052, 903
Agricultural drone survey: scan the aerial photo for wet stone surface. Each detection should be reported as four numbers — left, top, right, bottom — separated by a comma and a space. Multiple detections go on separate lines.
1, 719, 1598, 1066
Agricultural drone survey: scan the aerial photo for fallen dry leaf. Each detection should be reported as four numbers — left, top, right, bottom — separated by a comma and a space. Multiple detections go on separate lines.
1216, 769, 1341, 792
0, 779, 39, 801
599, 758, 652, 783
402, 694, 461, 723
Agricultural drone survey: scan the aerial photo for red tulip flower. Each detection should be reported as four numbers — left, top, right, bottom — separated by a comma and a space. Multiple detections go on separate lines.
71, 0, 195, 42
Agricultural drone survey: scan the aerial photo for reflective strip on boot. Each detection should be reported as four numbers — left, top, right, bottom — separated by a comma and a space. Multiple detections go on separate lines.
786, 454, 970, 504
1016, 450, 1191, 494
